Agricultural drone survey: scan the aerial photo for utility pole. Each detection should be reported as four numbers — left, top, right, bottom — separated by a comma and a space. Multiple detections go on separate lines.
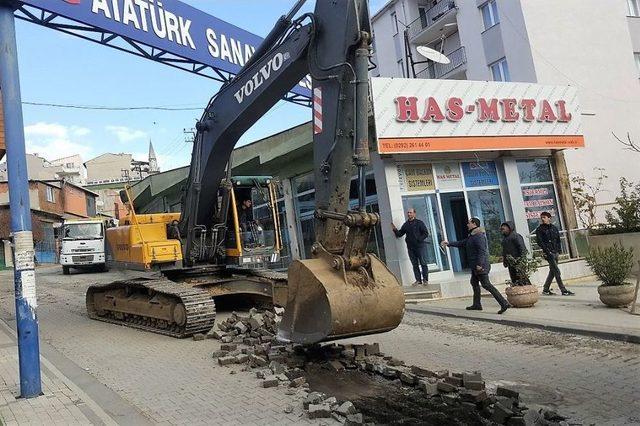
0, 1, 42, 398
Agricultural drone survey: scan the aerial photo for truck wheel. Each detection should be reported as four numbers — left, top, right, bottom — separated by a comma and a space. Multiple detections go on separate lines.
100, 264, 109, 273
62, 266, 70, 275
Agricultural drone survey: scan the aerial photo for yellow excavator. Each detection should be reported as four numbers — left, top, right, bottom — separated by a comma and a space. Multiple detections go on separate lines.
86, 0, 405, 344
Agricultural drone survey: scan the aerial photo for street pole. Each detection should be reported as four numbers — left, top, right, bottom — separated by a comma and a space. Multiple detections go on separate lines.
0, 1, 43, 398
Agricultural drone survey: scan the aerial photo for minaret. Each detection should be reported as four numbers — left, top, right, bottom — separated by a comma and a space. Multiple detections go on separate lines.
148, 141, 159, 174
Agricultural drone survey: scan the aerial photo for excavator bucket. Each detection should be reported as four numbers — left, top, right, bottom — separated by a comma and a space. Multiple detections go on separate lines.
278, 255, 405, 344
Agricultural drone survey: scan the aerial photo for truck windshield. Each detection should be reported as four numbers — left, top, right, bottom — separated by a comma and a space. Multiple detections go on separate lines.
63, 223, 103, 240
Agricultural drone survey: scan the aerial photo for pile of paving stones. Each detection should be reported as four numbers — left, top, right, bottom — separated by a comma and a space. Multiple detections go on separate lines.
202, 309, 578, 425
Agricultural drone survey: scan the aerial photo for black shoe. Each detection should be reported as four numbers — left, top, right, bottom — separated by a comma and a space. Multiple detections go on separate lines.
561, 290, 575, 296
497, 304, 511, 314
466, 306, 483, 311
542, 290, 556, 295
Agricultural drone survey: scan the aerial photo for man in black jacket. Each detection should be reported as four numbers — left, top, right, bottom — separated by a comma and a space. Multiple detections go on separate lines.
535, 212, 574, 296
392, 208, 430, 286
501, 221, 529, 285
442, 217, 510, 314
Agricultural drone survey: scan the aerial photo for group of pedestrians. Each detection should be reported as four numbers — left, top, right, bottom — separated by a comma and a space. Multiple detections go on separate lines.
392, 209, 573, 315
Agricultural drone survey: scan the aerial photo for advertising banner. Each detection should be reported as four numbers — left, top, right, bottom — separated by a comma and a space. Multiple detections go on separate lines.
371, 78, 584, 154
397, 164, 435, 192
22, 0, 312, 98
433, 162, 462, 191
462, 161, 499, 187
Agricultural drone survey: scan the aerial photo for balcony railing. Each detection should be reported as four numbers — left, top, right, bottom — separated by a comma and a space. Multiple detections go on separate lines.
407, 0, 457, 39
415, 46, 466, 79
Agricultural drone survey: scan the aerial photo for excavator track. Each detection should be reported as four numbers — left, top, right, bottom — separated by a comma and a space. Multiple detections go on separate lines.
86, 278, 216, 338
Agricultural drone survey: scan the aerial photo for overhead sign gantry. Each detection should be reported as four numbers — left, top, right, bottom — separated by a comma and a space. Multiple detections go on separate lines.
15, 0, 313, 105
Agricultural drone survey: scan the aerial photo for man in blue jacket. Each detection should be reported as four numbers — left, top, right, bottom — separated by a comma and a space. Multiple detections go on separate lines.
442, 217, 510, 314
392, 208, 430, 286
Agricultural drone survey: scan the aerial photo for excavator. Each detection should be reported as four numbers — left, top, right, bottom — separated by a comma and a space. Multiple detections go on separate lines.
86, 0, 405, 344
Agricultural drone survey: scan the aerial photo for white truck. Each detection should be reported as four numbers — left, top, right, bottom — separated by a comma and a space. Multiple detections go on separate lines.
59, 219, 108, 275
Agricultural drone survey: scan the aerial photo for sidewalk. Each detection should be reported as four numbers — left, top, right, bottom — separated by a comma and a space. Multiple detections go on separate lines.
0, 315, 151, 425
407, 279, 640, 344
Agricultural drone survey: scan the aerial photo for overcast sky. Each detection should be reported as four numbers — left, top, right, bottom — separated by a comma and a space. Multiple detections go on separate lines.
6, 0, 387, 172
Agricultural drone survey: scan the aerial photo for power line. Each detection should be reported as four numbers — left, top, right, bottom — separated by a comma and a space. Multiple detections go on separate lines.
22, 101, 203, 111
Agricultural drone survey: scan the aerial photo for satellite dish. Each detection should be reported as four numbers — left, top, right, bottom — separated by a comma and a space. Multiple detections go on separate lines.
416, 46, 451, 64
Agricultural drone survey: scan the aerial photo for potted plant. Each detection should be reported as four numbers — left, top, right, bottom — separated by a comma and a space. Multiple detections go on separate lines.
586, 243, 635, 308
504, 255, 541, 308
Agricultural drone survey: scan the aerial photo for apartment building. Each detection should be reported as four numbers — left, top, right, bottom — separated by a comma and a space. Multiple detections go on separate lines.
371, 0, 640, 205
84, 142, 160, 186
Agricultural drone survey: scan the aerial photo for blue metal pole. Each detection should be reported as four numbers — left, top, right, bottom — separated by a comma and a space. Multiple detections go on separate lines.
0, 1, 42, 398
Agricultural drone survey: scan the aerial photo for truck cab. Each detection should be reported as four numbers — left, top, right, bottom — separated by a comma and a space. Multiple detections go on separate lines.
59, 219, 108, 275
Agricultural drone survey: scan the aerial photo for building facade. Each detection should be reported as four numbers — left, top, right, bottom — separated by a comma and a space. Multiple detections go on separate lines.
0, 179, 98, 264
371, 0, 640, 209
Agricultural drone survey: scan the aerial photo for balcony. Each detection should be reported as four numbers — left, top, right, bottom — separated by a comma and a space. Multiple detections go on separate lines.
415, 46, 467, 79
407, 0, 458, 45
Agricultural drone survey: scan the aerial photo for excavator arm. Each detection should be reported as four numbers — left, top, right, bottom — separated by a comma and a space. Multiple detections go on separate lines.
180, 0, 404, 343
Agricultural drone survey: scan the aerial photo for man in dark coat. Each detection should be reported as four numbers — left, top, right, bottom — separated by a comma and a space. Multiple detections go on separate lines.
442, 217, 510, 314
392, 208, 430, 286
535, 212, 574, 296
500, 221, 529, 285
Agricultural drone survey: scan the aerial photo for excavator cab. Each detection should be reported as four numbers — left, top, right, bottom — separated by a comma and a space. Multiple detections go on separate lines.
222, 176, 283, 268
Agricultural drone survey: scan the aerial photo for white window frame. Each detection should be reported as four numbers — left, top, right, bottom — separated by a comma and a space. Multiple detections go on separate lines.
490, 57, 511, 82
480, 0, 500, 30
45, 186, 55, 203
391, 11, 399, 35
628, 0, 640, 17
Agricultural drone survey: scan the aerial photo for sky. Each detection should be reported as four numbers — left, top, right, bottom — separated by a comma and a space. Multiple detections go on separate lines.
6, 0, 388, 172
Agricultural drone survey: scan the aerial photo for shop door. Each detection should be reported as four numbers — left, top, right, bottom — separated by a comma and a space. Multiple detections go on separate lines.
441, 192, 469, 272
401, 194, 448, 272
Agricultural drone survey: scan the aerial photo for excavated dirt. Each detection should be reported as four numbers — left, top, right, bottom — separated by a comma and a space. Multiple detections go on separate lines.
305, 365, 494, 425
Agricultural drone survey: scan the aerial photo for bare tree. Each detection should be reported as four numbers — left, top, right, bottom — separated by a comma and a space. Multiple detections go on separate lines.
612, 132, 640, 153
571, 167, 608, 229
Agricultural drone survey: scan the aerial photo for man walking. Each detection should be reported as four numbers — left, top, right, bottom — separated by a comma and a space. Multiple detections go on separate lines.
442, 218, 510, 314
392, 208, 430, 286
535, 212, 574, 296
500, 221, 529, 285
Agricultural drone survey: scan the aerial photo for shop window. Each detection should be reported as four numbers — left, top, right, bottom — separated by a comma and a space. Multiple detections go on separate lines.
517, 158, 553, 184
467, 189, 506, 262
517, 159, 563, 233
401, 194, 449, 272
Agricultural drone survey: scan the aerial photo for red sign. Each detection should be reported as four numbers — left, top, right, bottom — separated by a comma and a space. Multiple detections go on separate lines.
395, 96, 573, 124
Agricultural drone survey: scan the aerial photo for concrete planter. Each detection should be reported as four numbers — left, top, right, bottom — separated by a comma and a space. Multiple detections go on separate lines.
589, 232, 640, 273
505, 285, 539, 308
597, 284, 636, 308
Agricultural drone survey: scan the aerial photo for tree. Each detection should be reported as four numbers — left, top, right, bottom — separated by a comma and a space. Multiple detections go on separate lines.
613, 132, 640, 154
570, 167, 607, 229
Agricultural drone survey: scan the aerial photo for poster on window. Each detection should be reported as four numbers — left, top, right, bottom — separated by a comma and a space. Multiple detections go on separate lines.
462, 161, 499, 187
522, 185, 560, 232
398, 164, 435, 192
434, 162, 463, 191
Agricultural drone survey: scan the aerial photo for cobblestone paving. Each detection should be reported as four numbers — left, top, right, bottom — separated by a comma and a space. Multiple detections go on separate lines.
0, 267, 639, 425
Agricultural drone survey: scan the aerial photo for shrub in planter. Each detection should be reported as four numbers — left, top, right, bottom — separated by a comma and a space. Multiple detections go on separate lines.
504, 255, 541, 308
586, 243, 635, 307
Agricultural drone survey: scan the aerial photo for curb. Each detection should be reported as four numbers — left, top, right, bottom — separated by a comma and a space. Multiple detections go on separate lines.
406, 306, 640, 345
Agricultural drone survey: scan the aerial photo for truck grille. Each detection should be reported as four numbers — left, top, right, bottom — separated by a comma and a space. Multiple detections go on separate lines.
72, 255, 94, 263
72, 248, 95, 253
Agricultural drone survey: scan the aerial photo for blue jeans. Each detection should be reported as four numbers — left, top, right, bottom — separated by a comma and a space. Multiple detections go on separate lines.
407, 244, 429, 283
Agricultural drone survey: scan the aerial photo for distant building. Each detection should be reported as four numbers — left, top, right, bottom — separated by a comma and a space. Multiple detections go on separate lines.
0, 179, 98, 264
0, 153, 86, 185
84, 142, 161, 217
84, 142, 161, 186
49, 154, 86, 185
